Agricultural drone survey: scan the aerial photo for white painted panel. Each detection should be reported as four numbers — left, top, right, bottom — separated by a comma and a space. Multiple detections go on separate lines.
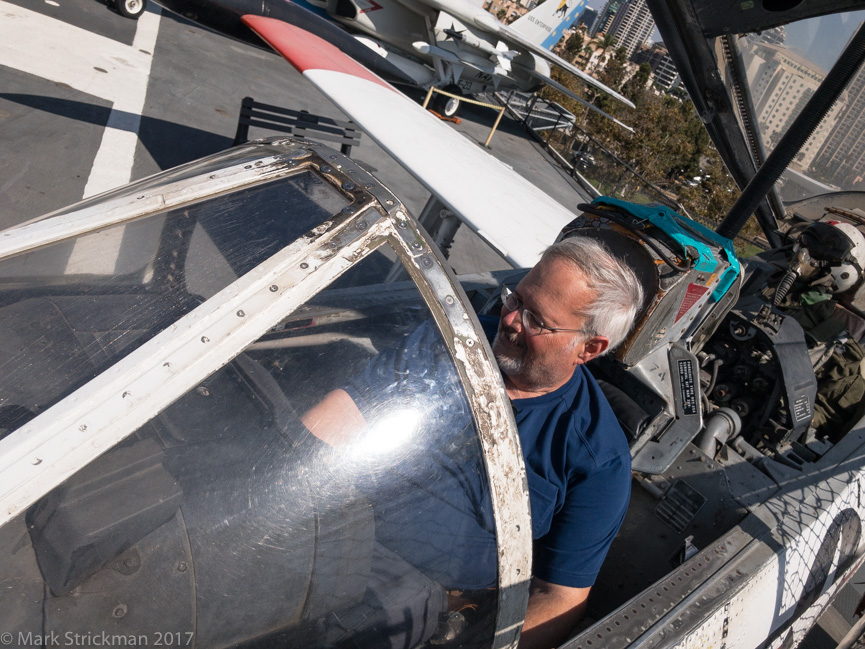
304, 68, 576, 267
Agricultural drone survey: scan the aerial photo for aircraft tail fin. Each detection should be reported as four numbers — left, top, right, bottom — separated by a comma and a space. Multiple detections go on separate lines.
510, 0, 587, 50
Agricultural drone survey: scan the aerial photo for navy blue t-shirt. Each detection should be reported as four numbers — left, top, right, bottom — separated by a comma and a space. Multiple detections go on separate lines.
344, 317, 631, 590
480, 316, 631, 587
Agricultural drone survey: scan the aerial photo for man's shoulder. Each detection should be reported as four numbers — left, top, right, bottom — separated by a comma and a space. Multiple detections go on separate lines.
568, 366, 631, 469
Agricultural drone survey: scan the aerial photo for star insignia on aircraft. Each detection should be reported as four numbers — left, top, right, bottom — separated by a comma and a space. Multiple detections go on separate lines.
442, 25, 465, 41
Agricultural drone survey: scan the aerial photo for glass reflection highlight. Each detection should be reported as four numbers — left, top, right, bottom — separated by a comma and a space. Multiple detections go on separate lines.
354, 407, 422, 456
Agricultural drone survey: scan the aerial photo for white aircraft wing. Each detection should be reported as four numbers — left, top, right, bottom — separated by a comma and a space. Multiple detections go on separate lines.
534, 68, 634, 133
242, 15, 578, 268
420, 0, 636, 109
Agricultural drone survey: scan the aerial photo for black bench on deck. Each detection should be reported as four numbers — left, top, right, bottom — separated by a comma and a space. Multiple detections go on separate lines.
233, 96, 362, 156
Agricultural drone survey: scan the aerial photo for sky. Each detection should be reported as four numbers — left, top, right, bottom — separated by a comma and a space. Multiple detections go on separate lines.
784, 10, 865, 73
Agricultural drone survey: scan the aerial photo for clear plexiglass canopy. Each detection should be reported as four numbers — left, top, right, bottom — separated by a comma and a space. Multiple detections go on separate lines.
0, 138, 531, 649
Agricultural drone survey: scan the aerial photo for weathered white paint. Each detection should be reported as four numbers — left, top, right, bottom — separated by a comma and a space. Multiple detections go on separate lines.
0, 153, 291, 259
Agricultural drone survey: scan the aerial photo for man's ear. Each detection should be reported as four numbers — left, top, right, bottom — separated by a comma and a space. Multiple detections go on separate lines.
576, 336, 609, 364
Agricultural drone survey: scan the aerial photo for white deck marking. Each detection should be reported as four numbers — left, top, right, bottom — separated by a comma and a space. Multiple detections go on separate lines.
73, 6, 162, 272
83, 5, 162, 198
0, 0, 162, 271
0, 0, 161, 200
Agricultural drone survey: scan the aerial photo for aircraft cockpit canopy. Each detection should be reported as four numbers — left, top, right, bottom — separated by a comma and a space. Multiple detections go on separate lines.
0, 139, 532, 649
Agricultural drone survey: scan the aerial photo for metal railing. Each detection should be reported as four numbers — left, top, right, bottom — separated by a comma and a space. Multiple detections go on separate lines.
497, 90, 686, 213
490, 91, 767, 254
496, 91, 576, 133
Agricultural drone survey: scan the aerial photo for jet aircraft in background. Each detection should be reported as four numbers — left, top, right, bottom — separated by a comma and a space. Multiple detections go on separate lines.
154, 0, 635, 121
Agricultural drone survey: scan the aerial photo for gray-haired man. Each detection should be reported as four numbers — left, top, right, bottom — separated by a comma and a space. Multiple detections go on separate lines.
304, 236, 643, 649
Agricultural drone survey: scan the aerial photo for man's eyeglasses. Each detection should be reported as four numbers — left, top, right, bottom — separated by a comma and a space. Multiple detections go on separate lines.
501, 286, 592, 337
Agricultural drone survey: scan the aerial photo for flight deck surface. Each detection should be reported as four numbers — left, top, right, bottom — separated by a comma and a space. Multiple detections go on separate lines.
0, 0, 590, 273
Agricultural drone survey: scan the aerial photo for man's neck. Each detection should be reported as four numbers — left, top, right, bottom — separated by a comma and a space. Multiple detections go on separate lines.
504, 373, 572, 401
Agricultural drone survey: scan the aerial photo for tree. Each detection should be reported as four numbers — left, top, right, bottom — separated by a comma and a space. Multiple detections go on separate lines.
599, 33, 617, 53
564, 31, 584, 59
621, 62, 651, 103
539, 63, 741, 228
598, 47, 627, 88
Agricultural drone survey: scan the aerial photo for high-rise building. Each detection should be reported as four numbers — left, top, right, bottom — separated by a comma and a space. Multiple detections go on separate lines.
580, 7, 599, 34
633, 42, 680, 90
591, 0, 622, 37
742, 41, 829, 159
607, 0, 655, 58
757, 25, 786, 46
811, 64, 865, 187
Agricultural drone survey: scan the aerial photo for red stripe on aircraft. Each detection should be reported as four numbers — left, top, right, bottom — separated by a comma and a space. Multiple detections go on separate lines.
241, 16, 394, 90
